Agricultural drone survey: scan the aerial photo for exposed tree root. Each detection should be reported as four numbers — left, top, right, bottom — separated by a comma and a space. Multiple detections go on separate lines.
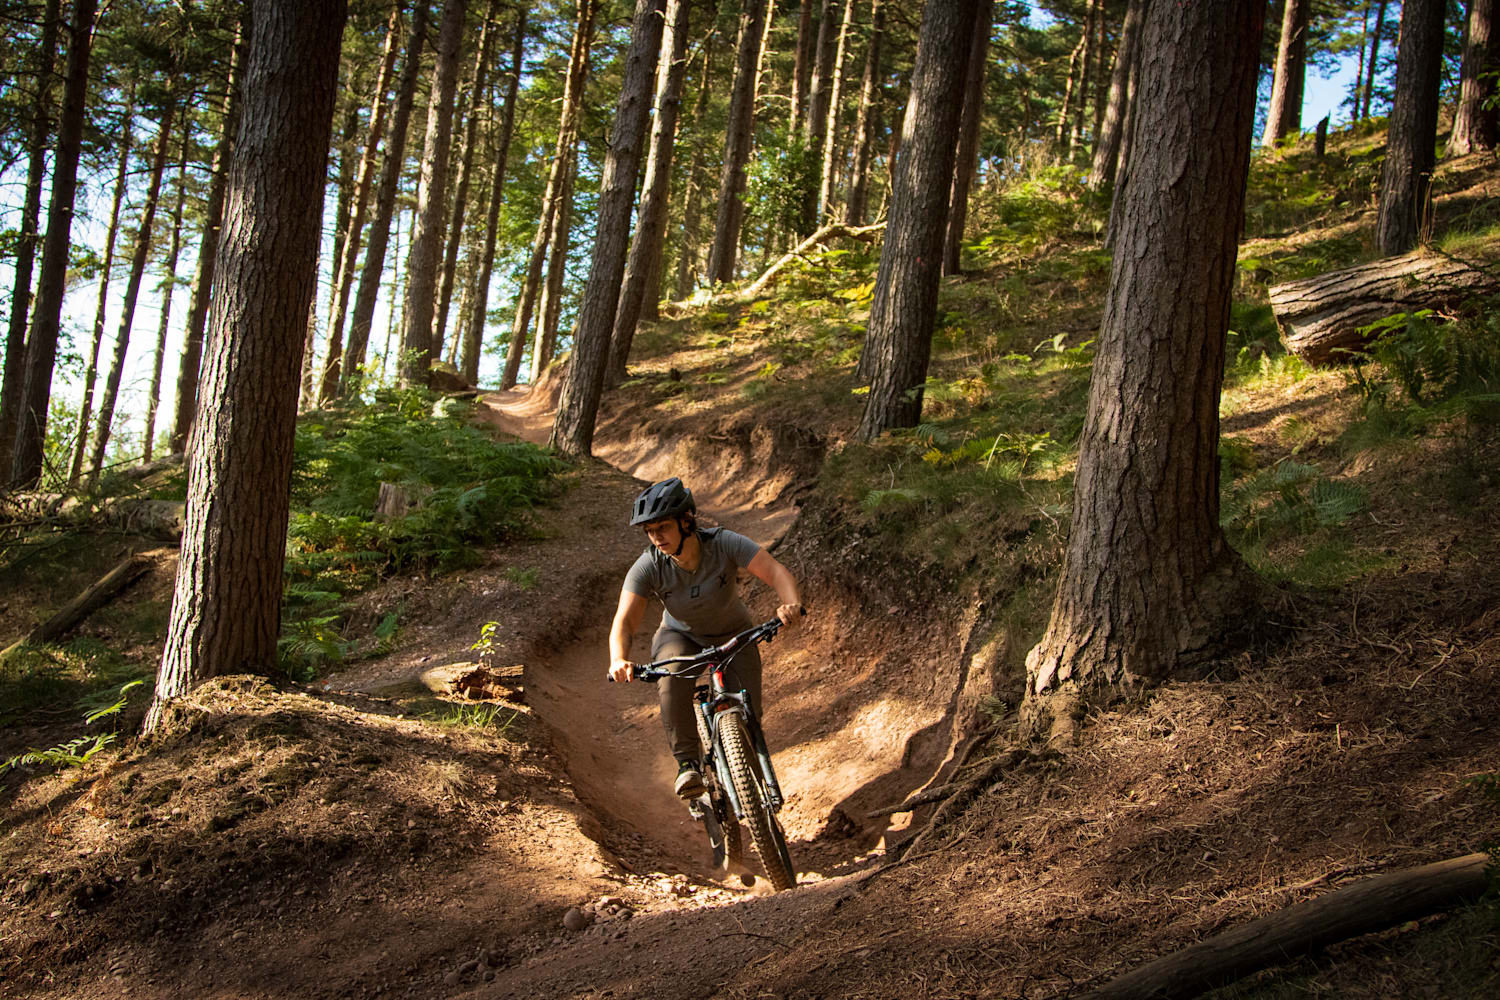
1079, 852, 1493, 1000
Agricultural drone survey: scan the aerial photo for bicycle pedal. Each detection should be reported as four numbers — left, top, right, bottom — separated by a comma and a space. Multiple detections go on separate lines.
686, 795, 708, 819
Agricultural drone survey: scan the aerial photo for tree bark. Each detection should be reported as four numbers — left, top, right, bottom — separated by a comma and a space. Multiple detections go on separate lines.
549, 0, 668, 457
1081, 854, 1492, 1000
1262, 0, 1311, 147
1362, 0, 1389, 121
10, 0, 100, 490
342, 0, 431, 396
459, 9, 527, 385
1268, 246, 1500, 365
316, 2, 403, 404
1376, 0, 1447, 257
1023, 0, 1265, 744
608, 0, 692, 386
791, 0, 815, 132
1068, 0, 1102, 151
843, 0, 884, 226
706, 0, 770, 284
800, 0, 842, 232
143, 115, 193, 465
942, 0, 993, 277
501, 0, 596, 389
853, 0, 975, 438
170, 21, 245, 456
398, 0, 468, 388
0, 0, 62, 481
533, 156, 577, 381
816, 0, 855, 223
1086, 0, 1147, 191
433, 0, 500, 360
1449, 0, 1497, 155
147, 0, 348, 731
673, 45, 715, 298
70, 86, 136, 488
88, 97, 180, 489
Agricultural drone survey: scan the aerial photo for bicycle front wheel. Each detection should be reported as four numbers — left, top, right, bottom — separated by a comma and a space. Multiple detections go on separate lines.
696, 702, 742, 868
719, 712, 796, 891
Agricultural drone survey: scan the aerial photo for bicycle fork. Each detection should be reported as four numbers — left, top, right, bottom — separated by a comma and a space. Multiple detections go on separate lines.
699, 695, 786, 816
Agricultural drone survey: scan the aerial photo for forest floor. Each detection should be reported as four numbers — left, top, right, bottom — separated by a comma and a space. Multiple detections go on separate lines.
4, 141, 1500, 998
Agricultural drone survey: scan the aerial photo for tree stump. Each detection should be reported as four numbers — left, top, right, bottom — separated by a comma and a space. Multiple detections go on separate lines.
1268, 247, 1500, 365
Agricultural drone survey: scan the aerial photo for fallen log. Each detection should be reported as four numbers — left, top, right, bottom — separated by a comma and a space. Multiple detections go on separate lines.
1267, 246, 1500, 365
0, 552, 157, 661
1080, 852, 1492, 1000
734, 221, 886, 301
0, 492, 184, 541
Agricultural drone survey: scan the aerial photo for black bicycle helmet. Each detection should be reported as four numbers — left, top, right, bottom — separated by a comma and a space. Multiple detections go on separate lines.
630, 477, 695, 526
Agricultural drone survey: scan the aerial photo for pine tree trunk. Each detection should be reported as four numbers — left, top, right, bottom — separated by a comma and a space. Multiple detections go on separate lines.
1362, 0, 1389, 120
399, 0, 467, 388
853, 0, 975, 441
608, 0, 692, 386
1023, 0, 1265, 744
171, 23, 246, 455
1376, 0, 1447, 257
501, 0, 596, 389
706, 0, 769, 284
1055, 7, 1089, 149
549, 0, 668, 457
147, 0, 348, 731
1263, 0, 1310, 146
792, 0, 815, 133
533, 157, 576, 381
1449, 0, 1497, 155
1087, 0, 1147, 191
10, 0, 99, 489
342, 0, 431, 396
672, 46, 714, 298
1069, 0, 1102, 151
942, 0, 993, 277
301, 98, 359, 407
89, 98, 180, 489
70, 88, 135, 488
844, 0, 884, 226
1105, 39, 1143, 249
800, 0, 841, 232
459, 9, 526, 385
434, 0, 500, 361
0, 0, 61, 480
816, 0, 854, 223
316, 2, 402, 403
143, 116, 192, 465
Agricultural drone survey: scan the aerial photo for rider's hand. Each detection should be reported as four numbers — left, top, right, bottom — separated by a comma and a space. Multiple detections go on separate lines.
776, 604, 803, 629
608, 659, 635, 684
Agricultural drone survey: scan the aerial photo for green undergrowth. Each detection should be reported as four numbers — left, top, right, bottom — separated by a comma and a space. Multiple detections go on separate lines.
280, 388, 565, 678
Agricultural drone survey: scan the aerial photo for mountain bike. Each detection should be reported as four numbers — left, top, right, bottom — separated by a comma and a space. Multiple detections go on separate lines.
623, 617, 798, 892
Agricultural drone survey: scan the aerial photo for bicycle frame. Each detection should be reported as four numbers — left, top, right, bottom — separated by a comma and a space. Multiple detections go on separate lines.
632, 618, 790, 819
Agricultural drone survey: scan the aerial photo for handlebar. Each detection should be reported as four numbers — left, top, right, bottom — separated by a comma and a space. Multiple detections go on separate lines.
609, 609, 803, 683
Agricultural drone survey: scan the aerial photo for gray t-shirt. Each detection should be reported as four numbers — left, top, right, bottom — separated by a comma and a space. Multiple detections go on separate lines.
623, 527, 761, 642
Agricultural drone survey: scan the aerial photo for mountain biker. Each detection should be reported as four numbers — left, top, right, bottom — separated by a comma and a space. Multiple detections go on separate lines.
607, 477, 803, 799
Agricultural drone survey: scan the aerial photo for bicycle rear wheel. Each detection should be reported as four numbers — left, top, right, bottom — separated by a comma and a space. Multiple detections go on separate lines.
719, 712, 796, 891
696, 702, 741, 867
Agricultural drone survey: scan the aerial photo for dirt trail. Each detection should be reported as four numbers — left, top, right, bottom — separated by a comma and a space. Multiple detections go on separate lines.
475, 384, 945, 889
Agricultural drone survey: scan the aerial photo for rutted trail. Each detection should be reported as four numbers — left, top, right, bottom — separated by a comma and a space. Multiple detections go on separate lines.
477, 382, 966, 889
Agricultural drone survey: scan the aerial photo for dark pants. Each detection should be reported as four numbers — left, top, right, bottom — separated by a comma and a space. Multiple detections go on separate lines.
653, 628, 763, 764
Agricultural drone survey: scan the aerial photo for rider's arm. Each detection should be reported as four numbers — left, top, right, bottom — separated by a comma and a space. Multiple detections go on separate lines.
608, 587, 649, 683
746, 549, 803, 628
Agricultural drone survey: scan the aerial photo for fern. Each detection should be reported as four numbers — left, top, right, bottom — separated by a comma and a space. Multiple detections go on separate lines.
860, 487, 922, 514
4, 733, 116, 773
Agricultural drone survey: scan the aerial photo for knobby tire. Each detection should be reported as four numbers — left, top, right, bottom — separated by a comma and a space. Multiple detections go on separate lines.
719, 712, 796, 891
696, 703, 742, 866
